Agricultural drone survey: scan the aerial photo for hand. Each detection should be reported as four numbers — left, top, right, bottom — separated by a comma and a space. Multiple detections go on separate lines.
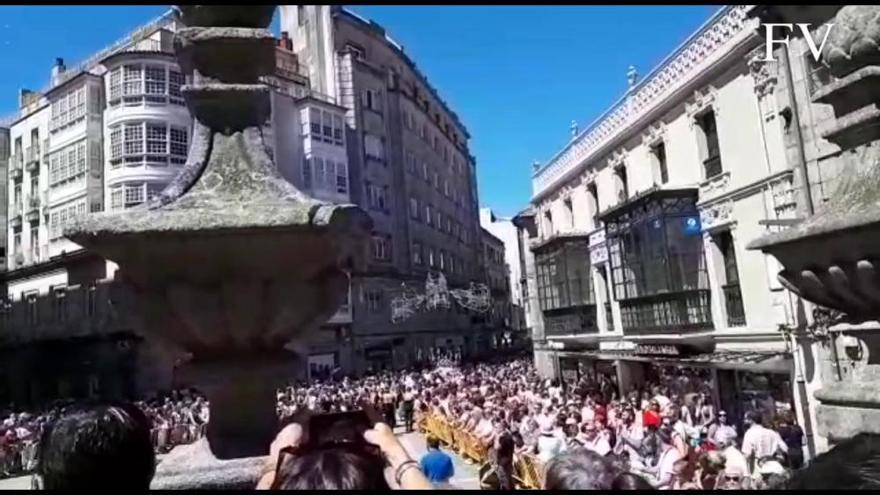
364, 422, 410, 467
269, 422, 304, 461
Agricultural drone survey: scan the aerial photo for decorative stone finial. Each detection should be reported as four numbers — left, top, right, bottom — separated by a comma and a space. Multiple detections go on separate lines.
65, 4, 372, 481
627, 65, 638, 89
532, 160, 541, 172
570, 120, 578, 138
819, 6, 880, 78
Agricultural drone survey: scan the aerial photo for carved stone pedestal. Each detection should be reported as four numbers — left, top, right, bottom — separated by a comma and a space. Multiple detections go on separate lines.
152, 439, 267, 490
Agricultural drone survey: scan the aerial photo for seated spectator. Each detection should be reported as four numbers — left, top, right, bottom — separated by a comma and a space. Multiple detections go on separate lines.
35, 402, 155, 490
536, 422, 566, 463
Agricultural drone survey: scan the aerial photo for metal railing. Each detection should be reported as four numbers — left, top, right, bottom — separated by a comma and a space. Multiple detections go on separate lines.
48, 9, 177, 91
26, 195, 41, 212
9, 154, 23, 172
25, 145, 40, 165
125, 38, 168, 54
723, 283, 746, 327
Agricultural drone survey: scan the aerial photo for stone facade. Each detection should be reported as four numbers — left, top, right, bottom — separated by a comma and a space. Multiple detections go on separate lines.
480, 208, 526, 333
747, 5, 880, 452
518, 4, 813, 455
0, 5, 487, 406
279, 6, 488, 375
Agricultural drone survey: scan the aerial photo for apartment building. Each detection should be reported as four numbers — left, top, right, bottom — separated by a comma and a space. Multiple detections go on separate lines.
280, 6, 486, 374
480, 207, 526, 334
0, 5, 485, 404
519, 5, 811, 448
480, 227, 511, 346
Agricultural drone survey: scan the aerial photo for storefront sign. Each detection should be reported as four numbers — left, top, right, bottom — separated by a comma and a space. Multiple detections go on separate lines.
364, 347, 391, 360
634, 344, 680, 356
589, 230, 608, 265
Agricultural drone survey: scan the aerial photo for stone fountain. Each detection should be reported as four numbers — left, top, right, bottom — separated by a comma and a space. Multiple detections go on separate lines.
748, 5, 880, 443
65, 5, 372, 489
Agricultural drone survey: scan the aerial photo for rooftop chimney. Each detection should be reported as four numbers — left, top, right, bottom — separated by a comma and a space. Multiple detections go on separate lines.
18, 89, 34, 110
50, 58, 66, 87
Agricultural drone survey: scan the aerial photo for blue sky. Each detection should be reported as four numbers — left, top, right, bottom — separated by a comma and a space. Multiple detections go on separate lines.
0, 5, 718, 218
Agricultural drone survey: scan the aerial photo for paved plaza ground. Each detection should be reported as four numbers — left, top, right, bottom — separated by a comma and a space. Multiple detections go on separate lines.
0, 429, 479, 490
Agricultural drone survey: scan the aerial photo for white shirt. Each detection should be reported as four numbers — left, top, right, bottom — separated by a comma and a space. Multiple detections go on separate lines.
475, 418, 494, 438
537, 413, 555, 431
653, 394, 671, 410
581, 405, 596, 423
585, 432, 612, 456
537, 434, 566, 463
656, 446, 682, 488
711, 423, 738, 446
742, 424, 788, 460
722, 446, 750, 477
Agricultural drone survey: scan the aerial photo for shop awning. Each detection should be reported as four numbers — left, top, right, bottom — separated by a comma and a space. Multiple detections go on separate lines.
575, 349, 793, 374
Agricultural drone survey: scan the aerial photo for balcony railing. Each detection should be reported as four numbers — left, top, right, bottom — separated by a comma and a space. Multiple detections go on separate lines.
723, 283, 746, 327
124, 38, 169, 54
703, 155, 723, 180
9, 155, 23, 179
542, 305, 598, 337
26, 145, 41, 165
620, 289, 714, 335
25, 196, 40, 222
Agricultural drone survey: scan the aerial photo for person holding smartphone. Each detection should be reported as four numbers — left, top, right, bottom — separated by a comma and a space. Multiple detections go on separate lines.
256, 412, 432, 490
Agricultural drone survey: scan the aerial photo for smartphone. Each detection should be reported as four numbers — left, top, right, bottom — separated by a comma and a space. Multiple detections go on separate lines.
305, 404, 383, 448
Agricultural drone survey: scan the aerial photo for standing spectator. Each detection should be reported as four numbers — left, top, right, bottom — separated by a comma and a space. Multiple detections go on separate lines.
741, 411, 787, 476
401, 387, 416, 433
637, 427, 681, 489
420, 435, 455, 488
776, 410, 805, 469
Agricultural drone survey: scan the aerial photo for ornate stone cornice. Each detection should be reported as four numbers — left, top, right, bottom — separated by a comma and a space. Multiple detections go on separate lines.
699, 199, 735, 232
686, 85, 719, 125
532, 5, 755, 201
608, 148, 628, 171
642, 121, 667, 147
747, 47, 778, 99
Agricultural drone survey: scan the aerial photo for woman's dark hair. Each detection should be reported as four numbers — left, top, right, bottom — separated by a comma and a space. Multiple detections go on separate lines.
274, 446, 389, 490
427, 435, 441, 450
512, 431, 524, 447
544, 448, 619, 490
657, 427, 673, 446
611, 472, 654, 490
36, 402, 155, 490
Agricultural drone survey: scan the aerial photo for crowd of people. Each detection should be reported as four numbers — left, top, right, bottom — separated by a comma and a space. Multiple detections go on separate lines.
270, 355, 803, 490
2, 354, 806, 489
